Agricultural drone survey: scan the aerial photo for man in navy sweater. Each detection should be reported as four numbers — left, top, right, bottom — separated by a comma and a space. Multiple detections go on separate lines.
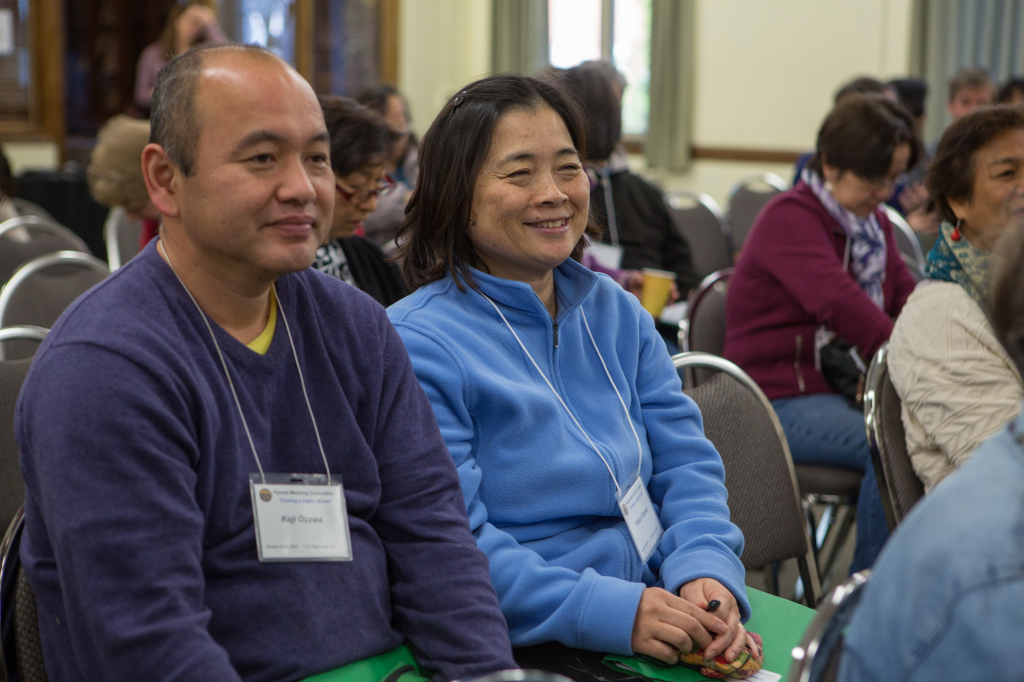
15, 43, 514, 682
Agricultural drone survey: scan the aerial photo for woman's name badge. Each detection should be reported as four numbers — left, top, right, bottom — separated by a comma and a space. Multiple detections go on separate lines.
619, 476, 664, 564
249, 473, 352, 562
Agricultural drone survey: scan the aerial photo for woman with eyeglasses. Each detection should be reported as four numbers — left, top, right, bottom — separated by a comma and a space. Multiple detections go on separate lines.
312, 96, 407, 307
723, 94, 921, 573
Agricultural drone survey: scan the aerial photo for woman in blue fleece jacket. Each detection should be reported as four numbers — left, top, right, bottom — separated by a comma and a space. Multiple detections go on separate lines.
387, 74, 749, 677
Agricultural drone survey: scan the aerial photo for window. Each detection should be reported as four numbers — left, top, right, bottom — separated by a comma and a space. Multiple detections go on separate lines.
548, 0, 651, 135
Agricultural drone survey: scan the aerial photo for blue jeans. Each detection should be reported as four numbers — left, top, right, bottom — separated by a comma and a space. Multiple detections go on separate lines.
770, 393, 888, 573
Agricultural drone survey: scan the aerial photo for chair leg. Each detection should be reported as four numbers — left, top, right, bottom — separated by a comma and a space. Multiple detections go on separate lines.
818, 505, 857, 591
796, 557, 817, 609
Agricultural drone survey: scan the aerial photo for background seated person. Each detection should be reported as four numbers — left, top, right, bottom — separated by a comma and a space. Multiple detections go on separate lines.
888, 105, 1024, 491
724, 95, 920, 573
387, 73, 748, 681
17, 43, 513, 682
356, 84, 418, 249
564, 61, 701, 297
133, 0, 227, 115
998, 76, 1024, 105
837, 219, 1024, 682
312, 95, 407, 307
87, 115, 162, 250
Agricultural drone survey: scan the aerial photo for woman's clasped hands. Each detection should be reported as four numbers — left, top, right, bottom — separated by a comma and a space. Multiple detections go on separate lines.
630, 578, 747, 665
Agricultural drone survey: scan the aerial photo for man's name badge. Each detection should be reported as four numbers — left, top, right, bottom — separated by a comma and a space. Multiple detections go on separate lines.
619, 476, 664, 564
249, 473, 352, 562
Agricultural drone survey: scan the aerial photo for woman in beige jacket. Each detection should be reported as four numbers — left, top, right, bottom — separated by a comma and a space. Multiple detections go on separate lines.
889, 105, 1024, 491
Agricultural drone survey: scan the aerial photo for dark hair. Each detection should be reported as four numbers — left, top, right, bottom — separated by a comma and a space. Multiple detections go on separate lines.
0, 146, 13, 198
807, 94, 922, 180
947, 67, 997, 101
149, 42, 279, 177
318, 95, 391, 177
397, 73, 600, 292
564, 62, 622, 162
998, 77, 1024, 104
888, 77, 928, 119
355, 84, 401, 117
834, 76, 889, 105
926, 105, 1024, 224
990, 222, 1024, 374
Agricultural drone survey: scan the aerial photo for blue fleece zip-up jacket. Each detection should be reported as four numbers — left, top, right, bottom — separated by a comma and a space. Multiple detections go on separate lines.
387, 258, 749, 655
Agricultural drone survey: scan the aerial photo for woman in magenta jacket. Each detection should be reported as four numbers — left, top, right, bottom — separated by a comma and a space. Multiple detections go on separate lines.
724, 95, 920, 572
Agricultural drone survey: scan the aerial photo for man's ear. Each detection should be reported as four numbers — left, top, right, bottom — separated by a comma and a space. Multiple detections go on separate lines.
141, 143, 183, 219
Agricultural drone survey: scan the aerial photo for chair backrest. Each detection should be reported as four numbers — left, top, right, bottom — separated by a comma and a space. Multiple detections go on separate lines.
789, 571, 870, 682
682, 268, 731, 386
0, 343, 39, 533
882, 206, 926, 278
0, 252, 110, 332
0, 325, 49, 362
664, 191, 733, 279
0, 217, 90, 284
676, 352, 821, 606
726, 173, 788, 250
0, 507, 48, 682
864, 344, 924, 531
8, 199, 55, 223
103, 206, 143, 271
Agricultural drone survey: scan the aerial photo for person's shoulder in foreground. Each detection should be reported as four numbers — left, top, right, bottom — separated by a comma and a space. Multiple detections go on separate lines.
17, 42, 513, 682
837, 405, 1024, 681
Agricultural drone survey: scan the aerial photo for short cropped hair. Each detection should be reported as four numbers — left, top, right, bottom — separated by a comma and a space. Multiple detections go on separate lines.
397, 73, 600, 292
990, 222, 1024, 374
889, 78, 928, 119
149, 42, 280, 177
355, 84, 401, 117
808, 94, 922, 180
565, 62, 623, 162
319, 96, 392, 178
88, 115, 151, 209
834, 76, 889, 105
998, 77, 1024, 104
926, 105, 1024, 224
947, 67, 997, 101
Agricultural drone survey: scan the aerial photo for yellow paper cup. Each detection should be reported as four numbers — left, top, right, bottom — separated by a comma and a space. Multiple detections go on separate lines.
640, 268, 676, 318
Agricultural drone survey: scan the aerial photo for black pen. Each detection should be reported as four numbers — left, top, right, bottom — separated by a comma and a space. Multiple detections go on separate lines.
707, 599, 721, 613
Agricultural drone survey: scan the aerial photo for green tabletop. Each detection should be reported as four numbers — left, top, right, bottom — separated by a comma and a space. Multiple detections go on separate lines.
604, 587, 816, 681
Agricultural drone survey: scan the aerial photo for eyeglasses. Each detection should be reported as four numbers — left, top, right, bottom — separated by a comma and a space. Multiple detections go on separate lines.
335, 174, 396, 203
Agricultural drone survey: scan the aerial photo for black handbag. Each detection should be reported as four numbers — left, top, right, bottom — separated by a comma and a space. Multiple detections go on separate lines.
818, 337, 867, 408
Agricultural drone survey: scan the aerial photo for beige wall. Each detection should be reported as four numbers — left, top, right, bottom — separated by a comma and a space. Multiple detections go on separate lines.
394, 0, 916, 205
3, 141, 60, 174
398, 0, 492, 137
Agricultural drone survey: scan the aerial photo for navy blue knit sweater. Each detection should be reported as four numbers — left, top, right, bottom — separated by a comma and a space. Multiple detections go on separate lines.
16, 241, 514, 682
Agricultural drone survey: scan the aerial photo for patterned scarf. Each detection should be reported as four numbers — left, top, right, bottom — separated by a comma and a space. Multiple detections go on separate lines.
312, 238, 356, 287
801, 168, 887, 309
925, 221, 990, 308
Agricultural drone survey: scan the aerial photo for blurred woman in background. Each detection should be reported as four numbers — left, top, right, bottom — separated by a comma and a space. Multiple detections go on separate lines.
724, 95, 920, 572
312, 96, 406, 307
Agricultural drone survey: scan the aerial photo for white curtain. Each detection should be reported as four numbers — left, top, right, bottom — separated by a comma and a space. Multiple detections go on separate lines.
491, 0, 550, 75
645, 0, 695, 173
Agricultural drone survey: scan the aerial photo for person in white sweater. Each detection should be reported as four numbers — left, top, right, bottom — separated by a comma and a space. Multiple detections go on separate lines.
888, 105, 1024, 491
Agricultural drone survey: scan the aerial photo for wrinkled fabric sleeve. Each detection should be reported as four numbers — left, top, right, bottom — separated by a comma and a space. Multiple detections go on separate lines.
368, 319, 516, 681
392, 322, 646, 656
17, 343, 242, 682
627, 300, 751, 621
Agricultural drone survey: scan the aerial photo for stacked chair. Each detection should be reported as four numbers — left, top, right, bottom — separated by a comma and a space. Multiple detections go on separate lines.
684, 267, 862, 591
863, 343, 925, 531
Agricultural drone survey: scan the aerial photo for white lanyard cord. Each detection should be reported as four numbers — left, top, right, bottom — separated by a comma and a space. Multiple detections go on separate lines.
579, 308, 643, 483
275, 287, 331, 481
481, 293, 643, 497
157, 240, 330, 485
